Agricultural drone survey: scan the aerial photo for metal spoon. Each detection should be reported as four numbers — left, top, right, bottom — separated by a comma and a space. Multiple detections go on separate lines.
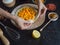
0, 22, 20, 40
40, 12, 59, 31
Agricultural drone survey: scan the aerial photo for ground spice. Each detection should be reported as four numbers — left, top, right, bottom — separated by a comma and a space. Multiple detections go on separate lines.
46, 3, 56, 11
49, 13, 57, 19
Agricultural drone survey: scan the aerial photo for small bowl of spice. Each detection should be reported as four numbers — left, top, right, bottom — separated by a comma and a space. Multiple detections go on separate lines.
32, 0, 46, 4
46, 3, 56, 11
48, 12, 59, 21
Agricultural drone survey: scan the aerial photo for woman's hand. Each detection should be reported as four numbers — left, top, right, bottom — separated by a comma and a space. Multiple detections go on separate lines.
14, 17, 32, 30
38, 0, 47, 16
0, 8, 32, 30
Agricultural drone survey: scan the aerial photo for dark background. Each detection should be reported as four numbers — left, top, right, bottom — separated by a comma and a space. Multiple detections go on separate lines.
0, 0, 60, 45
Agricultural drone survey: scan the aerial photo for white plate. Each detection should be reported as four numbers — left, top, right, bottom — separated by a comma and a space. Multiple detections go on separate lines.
11, 4, 45, 30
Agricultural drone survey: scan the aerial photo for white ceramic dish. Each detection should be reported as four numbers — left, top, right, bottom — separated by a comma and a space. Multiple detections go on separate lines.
11, 4, 45, 30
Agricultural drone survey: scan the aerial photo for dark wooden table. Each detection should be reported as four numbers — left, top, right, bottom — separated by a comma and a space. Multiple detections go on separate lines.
0, 0, 60, 45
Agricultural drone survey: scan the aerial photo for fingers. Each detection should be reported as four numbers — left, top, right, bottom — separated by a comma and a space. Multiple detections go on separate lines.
16, 17, 32, 30
24, 23, 31, 26
19, 23, 32, 30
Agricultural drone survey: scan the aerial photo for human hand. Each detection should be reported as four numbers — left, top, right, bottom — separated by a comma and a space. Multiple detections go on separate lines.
0, 8, 32, 30
14, 17, 32, 30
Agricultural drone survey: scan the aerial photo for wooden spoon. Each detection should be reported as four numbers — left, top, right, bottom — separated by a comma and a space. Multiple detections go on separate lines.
0, 29, 10, 45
